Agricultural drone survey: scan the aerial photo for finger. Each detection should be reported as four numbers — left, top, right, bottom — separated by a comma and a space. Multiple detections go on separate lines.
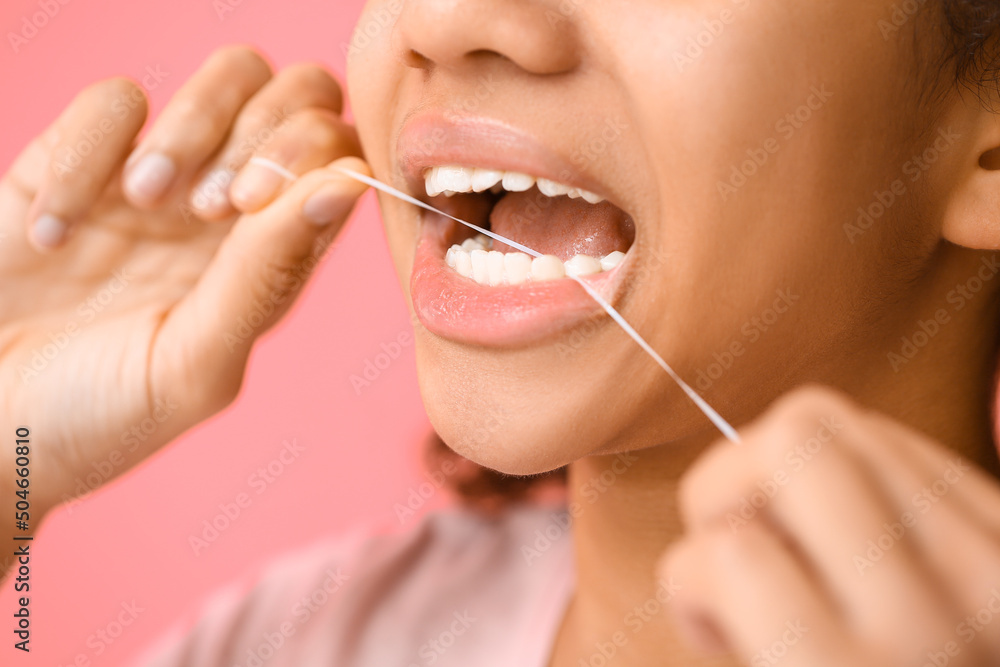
860, 411, 1000, 536
122, 46, 272, 208
688, 387, 1000, 642
227, 109, 361, 214
839, 413, 1000, 650
24, 77, 148, 251
147, 157, 371, 409
660, 522, 849, 667
185, 63, 345, 221
680, 387, 961, 652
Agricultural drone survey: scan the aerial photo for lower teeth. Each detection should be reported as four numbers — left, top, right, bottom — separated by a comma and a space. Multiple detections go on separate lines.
445, 234, 625, 287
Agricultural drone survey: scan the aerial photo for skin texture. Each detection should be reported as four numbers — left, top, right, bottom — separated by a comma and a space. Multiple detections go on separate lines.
350, 0, 1000, 473
0, 47, 370, 545
2, 1, 1000, 666
346, 1, 1000, 665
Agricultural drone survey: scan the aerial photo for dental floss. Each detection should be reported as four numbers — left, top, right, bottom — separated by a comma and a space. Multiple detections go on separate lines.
328, 166, 543, 258
249, 156, 299, 181
568, 276, 742, 444
260, 160, 740, 444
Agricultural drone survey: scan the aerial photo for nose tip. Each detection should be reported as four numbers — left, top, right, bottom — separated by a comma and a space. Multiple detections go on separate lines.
394, 0, 581, 75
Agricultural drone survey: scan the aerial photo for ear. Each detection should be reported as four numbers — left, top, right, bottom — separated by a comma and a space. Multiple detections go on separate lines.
940, 111, 1000, 250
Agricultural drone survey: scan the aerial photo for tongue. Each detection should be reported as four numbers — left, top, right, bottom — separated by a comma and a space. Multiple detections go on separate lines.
489, 191, 634, 260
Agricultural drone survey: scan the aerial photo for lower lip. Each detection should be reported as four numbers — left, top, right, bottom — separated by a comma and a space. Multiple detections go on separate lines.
410, 210, 626, 347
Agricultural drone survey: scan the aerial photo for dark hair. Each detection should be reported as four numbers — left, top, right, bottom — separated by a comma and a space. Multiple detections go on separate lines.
943, 1, 1000, 96
424, 432, 566, 513
428, 2, 1000, 509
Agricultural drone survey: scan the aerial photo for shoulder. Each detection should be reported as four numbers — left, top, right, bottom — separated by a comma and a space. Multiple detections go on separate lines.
137, 502, 573, 667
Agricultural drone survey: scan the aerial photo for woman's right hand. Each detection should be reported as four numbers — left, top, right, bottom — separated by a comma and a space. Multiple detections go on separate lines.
0, 46, 369, 555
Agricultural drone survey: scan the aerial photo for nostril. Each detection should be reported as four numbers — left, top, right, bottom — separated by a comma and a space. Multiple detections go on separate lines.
980, 146, 1000, 171
403, 48, 432, 70
394, 0, 581, 76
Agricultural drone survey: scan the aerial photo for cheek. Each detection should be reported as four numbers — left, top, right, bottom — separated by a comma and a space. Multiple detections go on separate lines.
346, 2, 404, 183
379, 198, 421, 288
592, 1, 935, 412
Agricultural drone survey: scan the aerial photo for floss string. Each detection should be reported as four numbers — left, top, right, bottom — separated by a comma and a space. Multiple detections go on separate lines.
257, 158, 741, 444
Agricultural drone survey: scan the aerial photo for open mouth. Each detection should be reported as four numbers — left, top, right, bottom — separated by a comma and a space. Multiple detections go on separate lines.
424, 166, 635, 286
397, 113, 640, 347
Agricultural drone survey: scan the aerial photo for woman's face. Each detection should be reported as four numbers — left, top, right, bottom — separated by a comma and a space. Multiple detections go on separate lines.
348, 0, 963, 474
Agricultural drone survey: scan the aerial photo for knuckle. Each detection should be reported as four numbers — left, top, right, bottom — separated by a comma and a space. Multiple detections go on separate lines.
286, 107, 341, 142
55, 164, 99, 193
170, 98, 229, 145
704, 521, 770, 568
753, 385, 853, 445
79, 76, 147, 117
772, 384, 852, 419
256, 110, 358, 166
238, 104, 290, 134
277, 62, 343, 110
251, 256, 300, 302
209, 45, 272, 79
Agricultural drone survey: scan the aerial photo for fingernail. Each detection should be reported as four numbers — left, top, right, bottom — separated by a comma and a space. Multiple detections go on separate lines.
191, 168, 235, 215
230, 162, 285, 210
124, 152, 176, 203
303, 183, 354, 226
31, 214, 67, 248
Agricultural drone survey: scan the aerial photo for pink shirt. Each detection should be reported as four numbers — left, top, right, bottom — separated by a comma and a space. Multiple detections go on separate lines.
137, 502, 574, 666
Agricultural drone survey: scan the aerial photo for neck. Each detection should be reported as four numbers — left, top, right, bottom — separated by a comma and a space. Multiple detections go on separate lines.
552, 251, 1000, 667
553, 436, 738, 667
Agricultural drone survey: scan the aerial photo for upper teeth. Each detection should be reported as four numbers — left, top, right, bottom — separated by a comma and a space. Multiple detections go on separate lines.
425, 166, 605, 204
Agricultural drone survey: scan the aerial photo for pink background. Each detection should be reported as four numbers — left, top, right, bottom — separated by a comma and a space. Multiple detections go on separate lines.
0, 0, 439, 665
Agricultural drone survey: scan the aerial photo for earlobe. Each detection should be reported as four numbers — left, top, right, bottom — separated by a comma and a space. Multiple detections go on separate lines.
940, 116, 1000, 251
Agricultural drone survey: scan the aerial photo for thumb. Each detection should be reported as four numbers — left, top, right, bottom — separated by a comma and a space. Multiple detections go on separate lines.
151, 156, 371, 409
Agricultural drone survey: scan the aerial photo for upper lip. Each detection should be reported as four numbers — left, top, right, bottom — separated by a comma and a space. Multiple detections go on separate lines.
396, 110, 614, 204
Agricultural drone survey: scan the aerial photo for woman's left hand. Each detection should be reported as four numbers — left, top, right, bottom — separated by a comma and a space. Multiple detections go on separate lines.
659, 386, 1000, 667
